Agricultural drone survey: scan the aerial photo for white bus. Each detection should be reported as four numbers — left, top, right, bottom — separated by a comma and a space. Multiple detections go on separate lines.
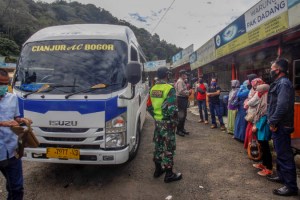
13, 24, 149, 164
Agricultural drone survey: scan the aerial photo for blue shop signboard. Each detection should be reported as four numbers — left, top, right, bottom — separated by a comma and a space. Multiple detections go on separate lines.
214, 15, 246, 49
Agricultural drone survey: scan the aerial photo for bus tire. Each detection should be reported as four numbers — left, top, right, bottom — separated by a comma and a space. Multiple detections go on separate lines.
129, 117, 141, 161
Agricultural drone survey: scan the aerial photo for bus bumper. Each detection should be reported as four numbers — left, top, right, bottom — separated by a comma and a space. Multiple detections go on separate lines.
22, 146, 130, 165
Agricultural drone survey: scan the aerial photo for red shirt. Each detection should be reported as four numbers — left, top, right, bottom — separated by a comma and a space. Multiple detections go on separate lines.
197, 84, 206, 100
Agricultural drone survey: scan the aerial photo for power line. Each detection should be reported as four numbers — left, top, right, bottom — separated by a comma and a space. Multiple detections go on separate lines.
151, 0, 175, 34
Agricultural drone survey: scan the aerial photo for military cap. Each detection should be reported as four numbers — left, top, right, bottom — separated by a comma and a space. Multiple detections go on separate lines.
157, 67, 170, 79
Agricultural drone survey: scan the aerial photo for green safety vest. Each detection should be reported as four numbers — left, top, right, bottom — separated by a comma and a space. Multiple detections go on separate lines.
150, 83, 173, 120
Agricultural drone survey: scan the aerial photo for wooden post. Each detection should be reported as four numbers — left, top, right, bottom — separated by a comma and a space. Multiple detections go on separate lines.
231, 63, 236, 80
198, 67, 202, 77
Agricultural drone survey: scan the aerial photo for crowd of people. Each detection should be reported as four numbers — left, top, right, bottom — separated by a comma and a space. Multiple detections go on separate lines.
2, 57, 298, 198
226, 59, 298, 196
147, 58, 298, 196
192, 58, 298, 196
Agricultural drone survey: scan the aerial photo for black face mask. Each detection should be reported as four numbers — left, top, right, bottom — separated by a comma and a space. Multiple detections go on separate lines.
199, 80, 203, 84
270, 70, 279, 82
247, 85, 252, 90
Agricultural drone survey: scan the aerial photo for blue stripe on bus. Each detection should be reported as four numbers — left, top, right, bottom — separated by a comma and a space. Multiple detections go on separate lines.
18, 96, 126, 121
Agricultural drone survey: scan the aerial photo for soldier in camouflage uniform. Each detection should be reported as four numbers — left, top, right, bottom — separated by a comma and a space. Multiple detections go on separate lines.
147, 67, 182, 183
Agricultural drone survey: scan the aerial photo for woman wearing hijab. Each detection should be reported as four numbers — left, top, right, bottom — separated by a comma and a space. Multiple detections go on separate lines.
233, 80, 249, 141
251, 82, 273, 176
243, 74, 258, 149
227, 80, 240, 134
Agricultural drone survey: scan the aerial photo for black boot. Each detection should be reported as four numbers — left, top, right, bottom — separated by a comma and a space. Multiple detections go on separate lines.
153, 162, 165, 178
182, 129, 190, 135
164, 168, 182, 183
176, 130, 185, 137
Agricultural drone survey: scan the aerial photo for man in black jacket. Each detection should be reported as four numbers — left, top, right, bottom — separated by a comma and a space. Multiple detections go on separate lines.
266, 58, 298, 196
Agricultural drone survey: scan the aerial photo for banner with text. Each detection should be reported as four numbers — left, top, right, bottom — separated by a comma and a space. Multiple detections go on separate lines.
216, 11, 288, 58
191, 39, 216, 70
288, 0, 300, 27
288, 0, 300, 8
144, 60, 167, 72
245, 0, 288, 31
171, 44, 194, 68
172, 52, 182, 64
214, 15, 246, 49
182, 44, 194, 58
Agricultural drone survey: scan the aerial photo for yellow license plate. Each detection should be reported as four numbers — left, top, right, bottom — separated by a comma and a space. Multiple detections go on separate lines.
46, 148, 80, 160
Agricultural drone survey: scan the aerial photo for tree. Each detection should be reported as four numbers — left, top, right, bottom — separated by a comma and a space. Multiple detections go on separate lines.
0, 37, 20, 56
0, 0, 182, 61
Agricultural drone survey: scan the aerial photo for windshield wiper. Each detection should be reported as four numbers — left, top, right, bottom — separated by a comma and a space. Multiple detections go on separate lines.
23, 84, 79, 98
65, 83, 121, 99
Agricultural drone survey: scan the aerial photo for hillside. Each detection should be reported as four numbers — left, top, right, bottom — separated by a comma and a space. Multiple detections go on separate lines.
0, 0, 181, 62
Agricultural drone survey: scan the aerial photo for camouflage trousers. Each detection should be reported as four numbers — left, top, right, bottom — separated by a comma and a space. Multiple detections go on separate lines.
153, 121, 176, 169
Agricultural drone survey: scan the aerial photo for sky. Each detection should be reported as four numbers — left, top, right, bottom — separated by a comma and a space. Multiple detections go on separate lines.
38, 0, 261, 50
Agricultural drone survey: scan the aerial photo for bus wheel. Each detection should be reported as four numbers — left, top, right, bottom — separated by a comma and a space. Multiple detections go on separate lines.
129, 118, 141, 160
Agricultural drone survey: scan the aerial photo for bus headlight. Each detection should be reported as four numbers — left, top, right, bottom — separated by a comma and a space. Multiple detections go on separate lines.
105, 114, 126, 148
105, 133, 125, 148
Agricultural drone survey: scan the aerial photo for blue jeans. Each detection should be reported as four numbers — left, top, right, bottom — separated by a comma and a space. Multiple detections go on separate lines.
209, 103, 224, 126
197, 100, 208, 121
0, 157, 24, 200
272, 126, 298, 191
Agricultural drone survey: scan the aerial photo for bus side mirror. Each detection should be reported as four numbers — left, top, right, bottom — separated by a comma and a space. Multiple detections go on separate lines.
126, 62, 141, 85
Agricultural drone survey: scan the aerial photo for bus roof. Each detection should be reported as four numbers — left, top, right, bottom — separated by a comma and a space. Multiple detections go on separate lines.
25, 24, 138, 45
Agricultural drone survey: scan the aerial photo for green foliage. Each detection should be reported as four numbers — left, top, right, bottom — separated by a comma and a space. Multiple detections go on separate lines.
0, 0, 181, 62
0, 37, 20, 56
5, 55, 17, 63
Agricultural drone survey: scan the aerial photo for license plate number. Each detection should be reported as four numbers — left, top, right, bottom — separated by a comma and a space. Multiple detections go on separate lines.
46, 148, 80, 160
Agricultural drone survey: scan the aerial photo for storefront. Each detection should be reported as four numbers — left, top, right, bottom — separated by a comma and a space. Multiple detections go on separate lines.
190, 0, 300, 137
235, 40, 279, 84
281, 25, 300, 138
202, 59, 232, 92
170, 63, 191, 83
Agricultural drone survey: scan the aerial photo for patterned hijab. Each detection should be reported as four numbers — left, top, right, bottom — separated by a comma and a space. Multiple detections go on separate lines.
251, 78, 265, 89
253, 83, 270, 123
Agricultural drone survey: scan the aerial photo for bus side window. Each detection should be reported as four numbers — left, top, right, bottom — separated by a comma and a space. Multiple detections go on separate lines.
140, 53, 147, 83
141, 64, 147, 83
131, 46, 138, 61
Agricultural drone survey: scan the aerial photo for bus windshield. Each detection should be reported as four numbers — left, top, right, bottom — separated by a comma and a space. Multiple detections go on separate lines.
14, 39, 128, 94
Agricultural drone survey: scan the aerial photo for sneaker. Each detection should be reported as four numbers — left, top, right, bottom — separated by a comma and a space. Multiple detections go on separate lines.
257, 169, 272, 176
210, 125, 217, 129
220, 125, 226, 131
252, 163, 266, 170
198, 120, 204, 123
204, 121, 208, 124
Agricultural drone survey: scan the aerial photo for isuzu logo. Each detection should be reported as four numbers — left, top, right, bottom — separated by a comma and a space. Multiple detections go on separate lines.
49, 120, 78, 126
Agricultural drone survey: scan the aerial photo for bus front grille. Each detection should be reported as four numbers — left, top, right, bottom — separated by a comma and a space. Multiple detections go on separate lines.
39, 127, 90, 133
43, 137, 86, 142
39, 143, 100, 150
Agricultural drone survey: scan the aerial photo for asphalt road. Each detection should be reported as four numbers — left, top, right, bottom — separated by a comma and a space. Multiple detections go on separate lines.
1, 109, 299, 200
